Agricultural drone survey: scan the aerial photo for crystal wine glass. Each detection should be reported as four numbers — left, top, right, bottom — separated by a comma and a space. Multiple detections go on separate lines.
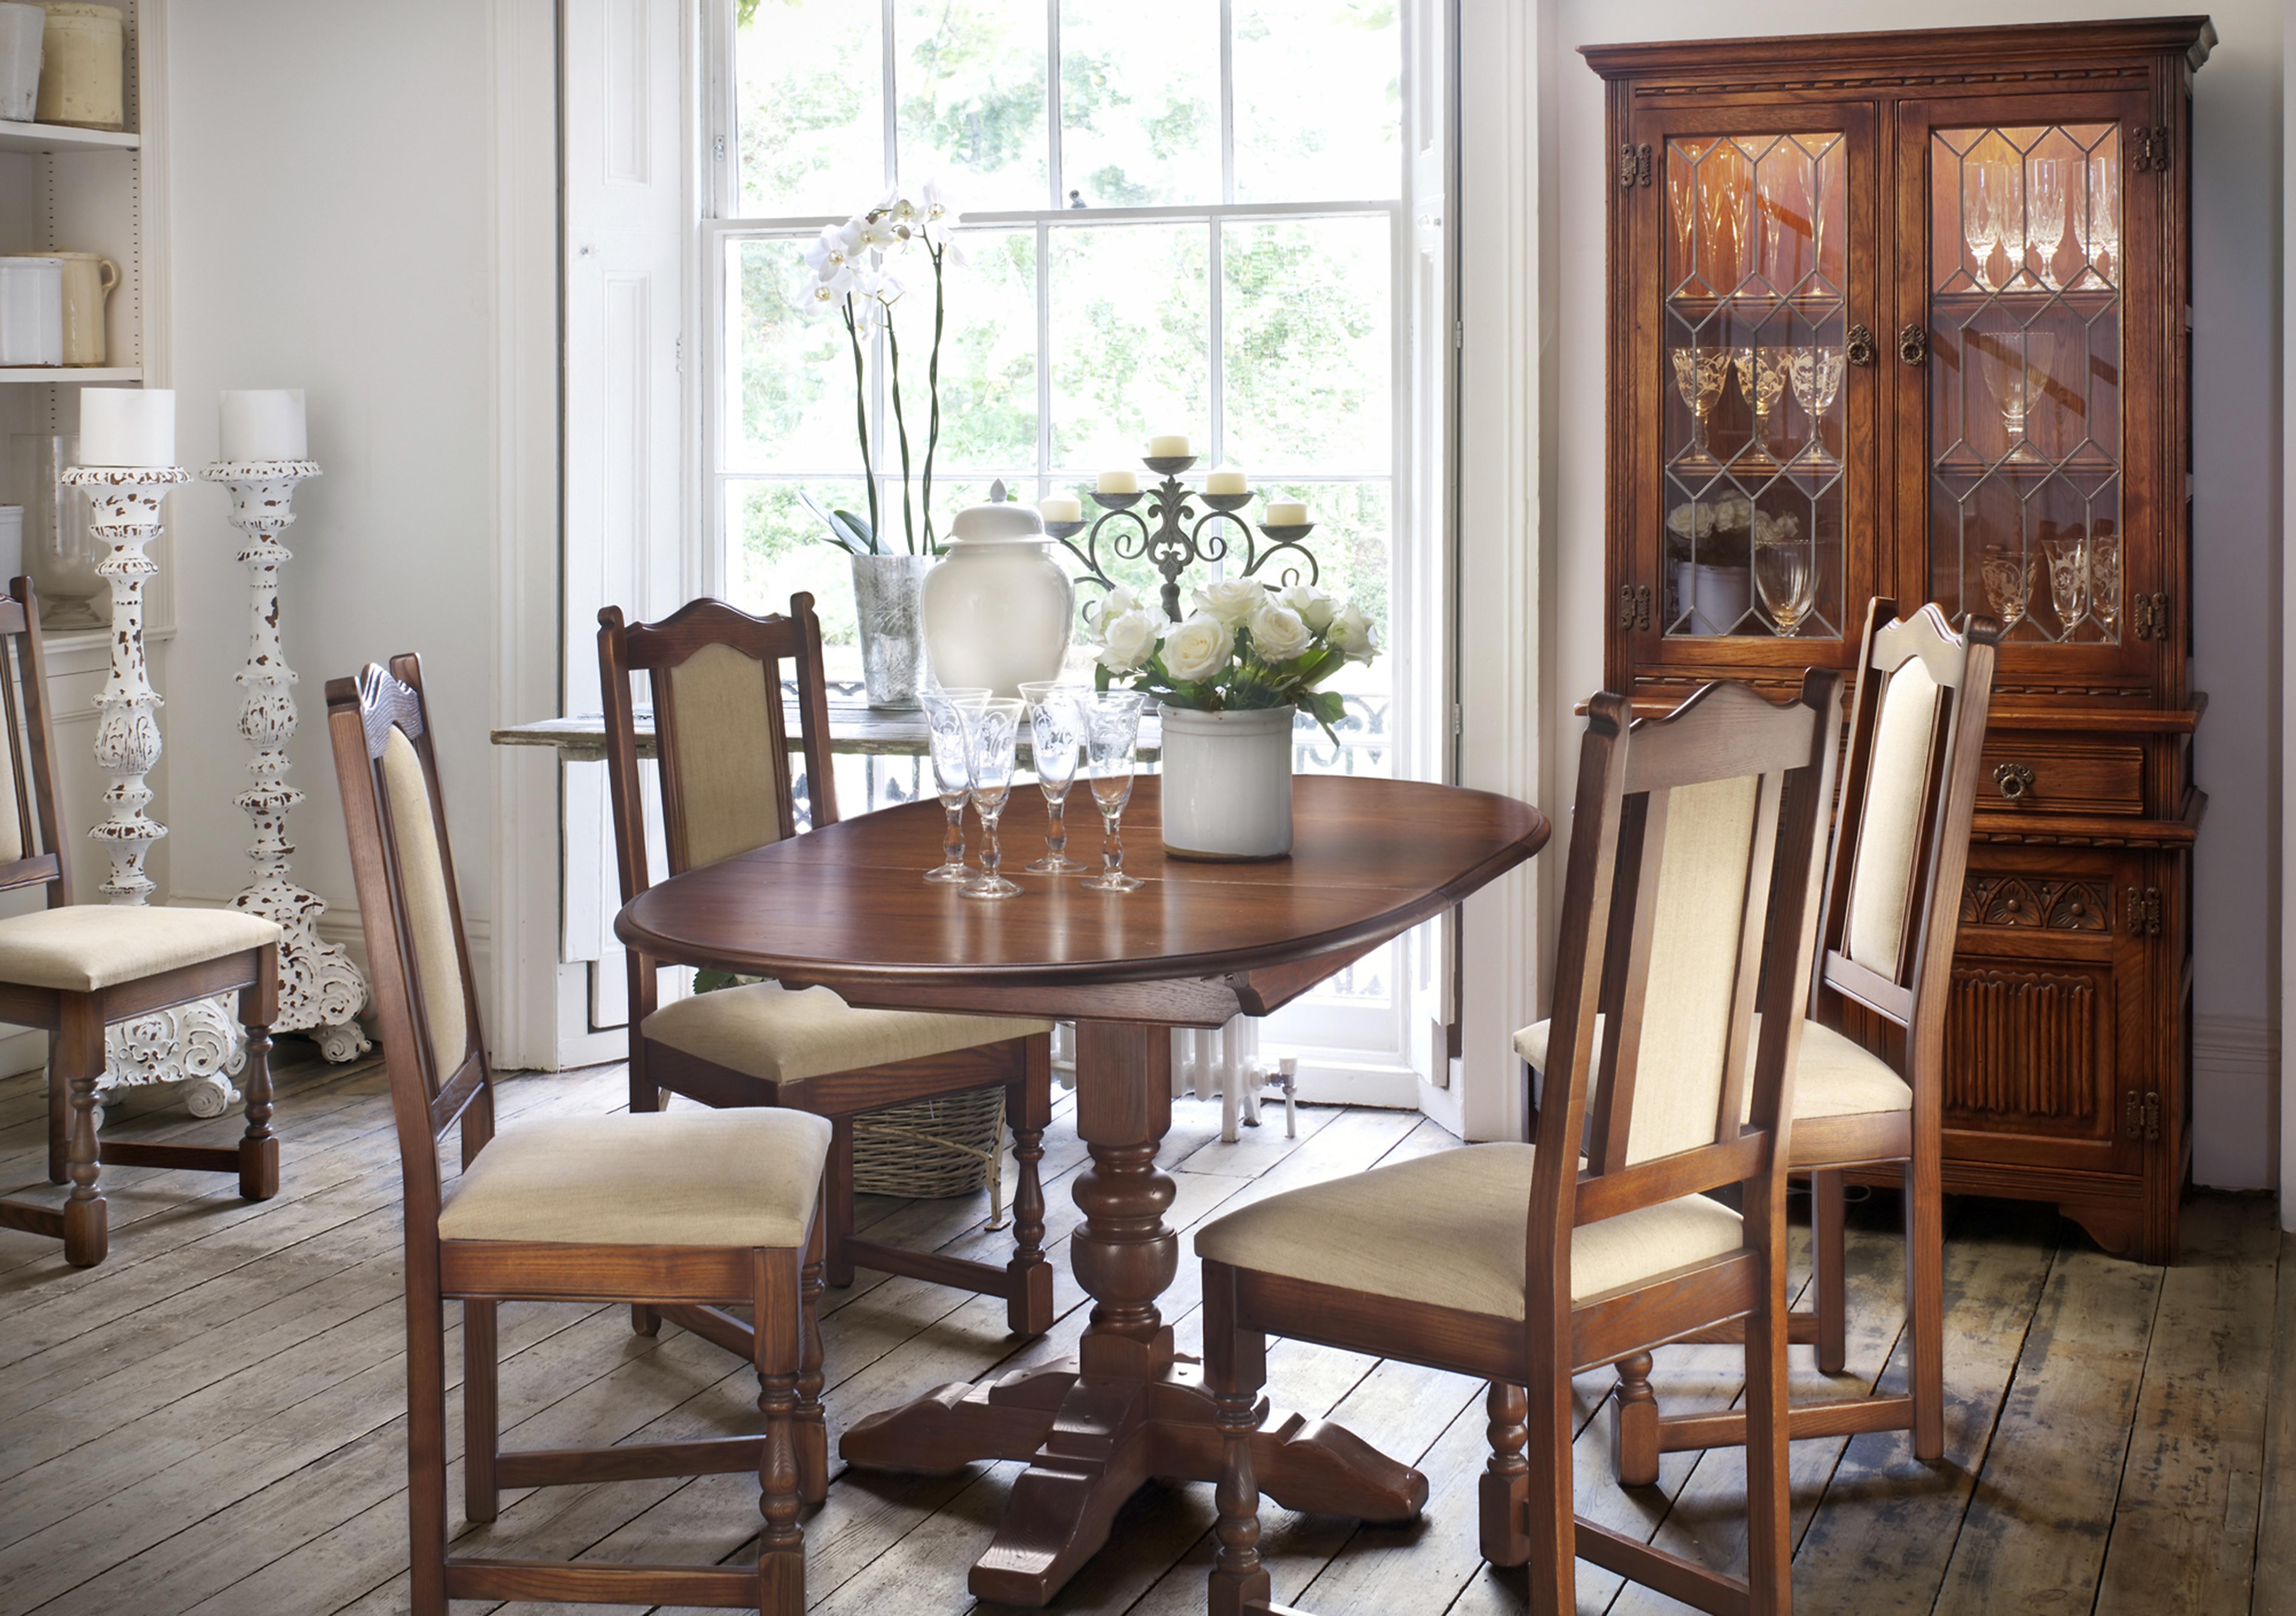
2072, 147, 2120, 287
2028, 156, 2072, 291
1731, 346, 1787, 477
2042, 535, 2089, 636
1989, 158, 2026, 289
1701, 148, 1749, 293
959, 697, 1026, 900
1786, 347, 1846, 474
2089, 532, 2124, 638
1667, 142, 1701, 287
1019, 680, 1087, 874
1080, 691, 1146, 894
1671, 347, 1730, 477
1979, 544, 2035, 636
920, 686, 992, 883
1753, 539, 1816, 637
1962, 161, 2000, 293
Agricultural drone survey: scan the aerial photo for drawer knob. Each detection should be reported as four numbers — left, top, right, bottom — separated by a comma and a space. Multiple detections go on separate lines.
1993, 761, 2036, 801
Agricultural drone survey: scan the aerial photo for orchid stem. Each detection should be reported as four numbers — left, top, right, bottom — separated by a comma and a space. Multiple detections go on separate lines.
887, 318, 916, 554
843, 302, 877, 549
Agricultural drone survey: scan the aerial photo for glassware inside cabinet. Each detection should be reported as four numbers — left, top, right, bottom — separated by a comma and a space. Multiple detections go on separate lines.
1929, 122, 2123, 643
1662, 132, 1846, 640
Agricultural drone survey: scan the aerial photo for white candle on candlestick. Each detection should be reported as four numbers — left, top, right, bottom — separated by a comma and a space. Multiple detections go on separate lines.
1148, 434, 1191, 458
1039, 496, 1083, 523
80, 388, 176, 467
1265, 501, 1309, 526
1096, 470, 1139, 495
1205, 468, 1247, 495
219, 389, 307, 462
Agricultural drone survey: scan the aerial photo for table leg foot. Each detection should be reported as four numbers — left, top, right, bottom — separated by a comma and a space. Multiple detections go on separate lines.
970, 1374, 1157, 1606
1145, 1370, 1428, 1522
838, 1358, 1077, 1474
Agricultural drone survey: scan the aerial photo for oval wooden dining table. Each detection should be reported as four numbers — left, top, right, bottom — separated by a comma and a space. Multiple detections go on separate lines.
616, 772, 1550, 1606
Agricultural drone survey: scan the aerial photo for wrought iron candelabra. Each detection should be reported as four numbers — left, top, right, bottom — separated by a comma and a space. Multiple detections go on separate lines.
1042, 455, 1321, 623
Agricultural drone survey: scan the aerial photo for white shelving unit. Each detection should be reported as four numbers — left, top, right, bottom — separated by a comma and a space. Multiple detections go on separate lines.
0, 366, 139, 383
0, 119, 138, 156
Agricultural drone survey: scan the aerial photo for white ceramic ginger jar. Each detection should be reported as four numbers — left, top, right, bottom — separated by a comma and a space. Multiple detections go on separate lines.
920, 501, 1075, 697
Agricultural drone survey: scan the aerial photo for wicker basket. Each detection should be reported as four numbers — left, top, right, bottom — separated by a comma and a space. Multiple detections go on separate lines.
853, 1086, 1009, 1224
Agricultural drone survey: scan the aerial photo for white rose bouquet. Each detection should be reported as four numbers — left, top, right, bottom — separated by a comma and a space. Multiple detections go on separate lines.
1083, 577, 1380, 741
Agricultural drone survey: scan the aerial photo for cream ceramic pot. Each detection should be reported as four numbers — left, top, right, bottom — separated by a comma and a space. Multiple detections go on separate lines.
54, 251, 113, 366
1157, 703, 1296, 860
0, 254, 61, 366
34, 3, 122, 130
919, 502, 1074, 698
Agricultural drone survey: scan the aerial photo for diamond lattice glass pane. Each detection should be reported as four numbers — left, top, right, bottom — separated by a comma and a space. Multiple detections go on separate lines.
894, 0, 1049, 211
727, 238, 868, 475
1049, 223, 1209, 469
1233, 0, 1401, 202
737, 0, 885, 217
1929, 122, 2123, 641
1059, 0, 1219, 207
1223, 216, 1392, 472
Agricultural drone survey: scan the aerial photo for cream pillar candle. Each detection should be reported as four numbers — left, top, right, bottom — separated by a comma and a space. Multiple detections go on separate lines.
219, 389, 308, 462
1205, 468, 1247, 495
79, 387, 175, 467
1265, 500, 1309, 526
1148, 433, 1191, 458
1039, 496, 1083, 523
1095, 470, 1139, 495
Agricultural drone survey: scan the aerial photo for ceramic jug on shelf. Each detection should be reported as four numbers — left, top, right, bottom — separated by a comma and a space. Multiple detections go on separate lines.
54, 250, 114, 365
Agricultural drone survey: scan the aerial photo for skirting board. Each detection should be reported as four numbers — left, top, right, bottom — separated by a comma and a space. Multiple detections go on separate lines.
2193, 1013, 2279, 1191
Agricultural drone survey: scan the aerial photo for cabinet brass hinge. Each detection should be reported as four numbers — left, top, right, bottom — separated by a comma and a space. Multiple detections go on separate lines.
2124, 1089, 2163, 1142
1616, 583, 1651, 632
2126, 885, 2163, 936
2131, 592, 2171, 640
1618, 142, 1652, 189
2131, 125, 2171, 172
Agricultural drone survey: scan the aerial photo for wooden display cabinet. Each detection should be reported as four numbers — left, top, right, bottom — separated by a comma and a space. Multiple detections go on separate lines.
1585, 17, 2212, 1261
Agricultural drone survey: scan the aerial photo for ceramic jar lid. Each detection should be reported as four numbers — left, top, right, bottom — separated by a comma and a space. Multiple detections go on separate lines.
947, 502, 1046, 544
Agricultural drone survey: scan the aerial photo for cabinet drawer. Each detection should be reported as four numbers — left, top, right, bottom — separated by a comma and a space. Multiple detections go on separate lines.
1978, 734, 2145, 816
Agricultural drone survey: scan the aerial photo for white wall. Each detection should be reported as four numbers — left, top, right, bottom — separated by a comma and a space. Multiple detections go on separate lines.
154, 0, 538, 1033
1542, 0, 2284, 1188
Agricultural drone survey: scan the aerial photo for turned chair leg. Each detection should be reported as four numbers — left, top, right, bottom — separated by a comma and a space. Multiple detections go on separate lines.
1610, 1351, 1660, 1488
823, 1117, 856, 1289
60, 999, 106, 1268
1005, 1042, 1055, 1337
1813, 1169, 1847, 1374
406, 1280, 452, 1616
236, 1006, 279, 1201
465, 1297, 500, 1523
1204, 1261, 1272, 1616
1479, 1381, 1532, 1566
753, 1249, 807, 1616
47, 1057, 66, 1184
796, 1212, 829, 1505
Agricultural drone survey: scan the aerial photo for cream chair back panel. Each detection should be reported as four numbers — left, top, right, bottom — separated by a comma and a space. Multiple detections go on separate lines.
663, 643, 784, 869
1844, 657, 1942, 977
382, 726, 470, 1080
1624, 771, 1760, 1166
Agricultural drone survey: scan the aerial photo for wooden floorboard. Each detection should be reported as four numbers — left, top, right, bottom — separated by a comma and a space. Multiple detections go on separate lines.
0, 1053, 2284, 1616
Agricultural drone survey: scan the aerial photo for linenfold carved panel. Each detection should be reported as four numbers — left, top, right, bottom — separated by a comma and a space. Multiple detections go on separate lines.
1959, 875, 2111, 932
1946, 968, 2099, 1120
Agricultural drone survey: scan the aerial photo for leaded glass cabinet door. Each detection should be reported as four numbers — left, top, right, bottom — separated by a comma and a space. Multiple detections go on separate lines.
1895, 91, 2165, 690
1625, 103, 1878, 679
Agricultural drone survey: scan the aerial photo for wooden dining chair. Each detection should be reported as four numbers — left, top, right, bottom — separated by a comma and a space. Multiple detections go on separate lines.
328, 654, 834, 1616
1515, 600, 1998, 1491
598, 595, 1056, 1337
1196, 671, 1843, 1616
0, 578, 281, 1269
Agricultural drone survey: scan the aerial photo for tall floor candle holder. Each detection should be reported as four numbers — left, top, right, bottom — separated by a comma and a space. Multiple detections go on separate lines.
203, 459, 370, 1062
60, 465, 249, 1116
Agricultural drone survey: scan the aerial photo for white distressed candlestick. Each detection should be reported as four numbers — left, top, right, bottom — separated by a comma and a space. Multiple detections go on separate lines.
202, 459, 370, 1062
60, 464, 248, 1116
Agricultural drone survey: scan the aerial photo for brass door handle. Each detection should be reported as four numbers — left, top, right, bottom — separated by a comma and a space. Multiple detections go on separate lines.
1993, 761, 2035, 801
1846, 324, 1876, 367
1899, 323, 1929, 365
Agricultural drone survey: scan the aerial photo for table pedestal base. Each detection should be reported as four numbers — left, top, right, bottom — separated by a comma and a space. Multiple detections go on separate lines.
841, 1347, 1426, 1605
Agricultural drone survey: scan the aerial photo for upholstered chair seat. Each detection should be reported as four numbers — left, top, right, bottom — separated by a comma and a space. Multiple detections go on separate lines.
0, 905, 279, 991
1195, 1143, 1744, 1320
437, 1108, 834, 1248
643, 982, 1049, 1089
1513, 1015, 1911, 1123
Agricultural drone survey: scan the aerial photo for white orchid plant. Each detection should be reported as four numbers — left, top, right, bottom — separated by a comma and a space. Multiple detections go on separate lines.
1086, 576, 1380, 742
801, 180, 963, 555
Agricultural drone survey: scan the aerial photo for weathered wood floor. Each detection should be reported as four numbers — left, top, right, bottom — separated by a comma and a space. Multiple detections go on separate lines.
1, 1047, 2290, 1616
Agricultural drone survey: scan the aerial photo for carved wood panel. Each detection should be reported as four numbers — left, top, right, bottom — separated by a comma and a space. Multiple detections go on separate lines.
1959, 875, 2111, 932
1945, 967, 2100, 1121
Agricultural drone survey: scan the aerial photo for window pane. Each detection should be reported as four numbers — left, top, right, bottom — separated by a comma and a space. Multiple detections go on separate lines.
888, 230, 1039, 485
1049, 223, 1209, 469
895, 0, 1048, 211
737, 0, 884, 217
1059, 0, 1219, 206
727, 481, 872, 678
1255, 479, 1392, 780
1233, 0, 1401, 202
1223, 216, 1392, 473
727, 237, 867, 475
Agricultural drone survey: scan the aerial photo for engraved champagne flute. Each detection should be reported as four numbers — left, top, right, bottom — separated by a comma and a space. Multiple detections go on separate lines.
1019, 680, 1087, 874
1731, 346, 1787, 477
920, 686, 992, 883
2029, 156, 2072, 292
2072, 146, 2120, 286
1786, 346, 1846, 474
1991, 157, 2026, 288
2089, 532, 2123, 639
1962, 161, 1999, 293
1672, 346, 1729, 477
1979, 543, 2035, 636
2043, 535, 2089, 637
1080, 690, 1146, 893
960, 697, 1026, 900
